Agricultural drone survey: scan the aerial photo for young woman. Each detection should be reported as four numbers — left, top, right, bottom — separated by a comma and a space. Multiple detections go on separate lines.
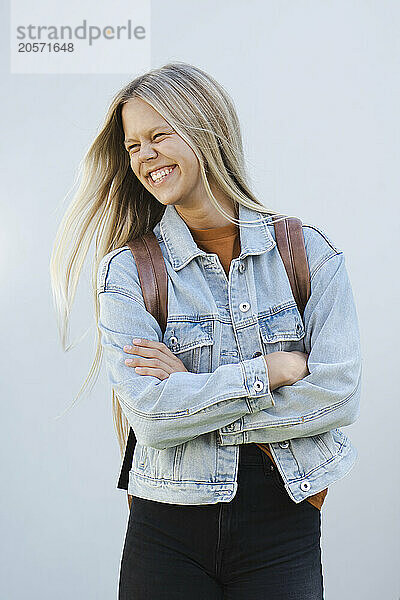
51, 62, 362, 599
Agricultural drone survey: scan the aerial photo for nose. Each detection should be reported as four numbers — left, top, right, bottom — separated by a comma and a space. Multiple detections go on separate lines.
138, 142, 158, 163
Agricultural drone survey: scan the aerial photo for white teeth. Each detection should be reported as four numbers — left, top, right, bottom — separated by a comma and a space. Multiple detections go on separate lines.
150, 166, 175, 181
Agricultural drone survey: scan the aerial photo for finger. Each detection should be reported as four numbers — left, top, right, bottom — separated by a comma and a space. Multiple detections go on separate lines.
132, 366, 170, 380
125, 356, 175, 375
124, 341, 176, 360
124, 343, 182, 371
123, 343, 166, 357
129, 338, 169, 353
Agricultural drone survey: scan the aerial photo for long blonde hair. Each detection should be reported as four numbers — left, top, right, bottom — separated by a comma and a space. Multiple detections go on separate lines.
50, 61, 289, 458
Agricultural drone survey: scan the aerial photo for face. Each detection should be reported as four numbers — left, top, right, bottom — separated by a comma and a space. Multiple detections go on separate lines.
121, 97, 207, 210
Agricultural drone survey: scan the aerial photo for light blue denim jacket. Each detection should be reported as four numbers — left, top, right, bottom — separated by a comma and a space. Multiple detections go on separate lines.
97, 202, 362, 505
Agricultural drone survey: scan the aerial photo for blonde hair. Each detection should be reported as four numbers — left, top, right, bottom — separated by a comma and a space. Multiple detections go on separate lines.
50, 61, 289, 458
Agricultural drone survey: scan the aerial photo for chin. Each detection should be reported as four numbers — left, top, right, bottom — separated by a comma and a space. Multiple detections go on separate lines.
154, 196, 181, 207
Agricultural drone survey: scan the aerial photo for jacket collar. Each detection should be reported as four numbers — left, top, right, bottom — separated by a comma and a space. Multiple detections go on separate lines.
157, 202, 276, 271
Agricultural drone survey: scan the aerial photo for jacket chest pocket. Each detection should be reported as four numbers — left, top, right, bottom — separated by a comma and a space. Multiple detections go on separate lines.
257, 304, 306, 353
163, 320, 214, 373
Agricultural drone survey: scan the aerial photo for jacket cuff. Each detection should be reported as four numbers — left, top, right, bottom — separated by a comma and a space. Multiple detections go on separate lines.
239, 354, 275, 411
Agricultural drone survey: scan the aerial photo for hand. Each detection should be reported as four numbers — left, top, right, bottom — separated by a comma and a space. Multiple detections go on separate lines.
284, 350, 310, 386
123, 338, 188, 381
263, 350, 310, 390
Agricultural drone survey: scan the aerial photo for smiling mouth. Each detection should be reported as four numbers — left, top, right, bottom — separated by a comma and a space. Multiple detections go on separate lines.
147, 165, 178, 186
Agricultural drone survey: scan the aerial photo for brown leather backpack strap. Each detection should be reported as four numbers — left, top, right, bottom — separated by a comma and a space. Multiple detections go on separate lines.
126, 231, 168, 334
273, 217, 311, 317
117, 231, 168, 496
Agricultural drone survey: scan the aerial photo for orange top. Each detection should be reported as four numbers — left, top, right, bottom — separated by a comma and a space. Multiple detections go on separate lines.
188, 219, 328, 511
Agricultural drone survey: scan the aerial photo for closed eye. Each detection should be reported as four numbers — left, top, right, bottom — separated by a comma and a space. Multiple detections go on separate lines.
127, 133, 168, 152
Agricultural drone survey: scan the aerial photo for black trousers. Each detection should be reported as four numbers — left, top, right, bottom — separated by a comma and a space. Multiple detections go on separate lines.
118, 443, 324, 599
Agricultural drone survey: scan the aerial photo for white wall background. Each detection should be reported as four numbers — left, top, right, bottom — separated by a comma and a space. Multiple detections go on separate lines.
1, 1, 399, 598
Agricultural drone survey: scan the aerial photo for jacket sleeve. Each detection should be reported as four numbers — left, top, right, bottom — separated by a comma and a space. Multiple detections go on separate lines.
97, 249, 275, 450
217, 250, 362, 445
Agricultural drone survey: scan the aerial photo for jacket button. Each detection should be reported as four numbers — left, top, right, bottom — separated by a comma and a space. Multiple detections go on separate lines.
300, 480, 311, 492
170, 336, 178, 345
279, 441, 289, 449
239, 302, 250, 312
238, 262, 246, 273
253, 380, 264, 393
226, 423, 235, 431
253, 351, 262, 358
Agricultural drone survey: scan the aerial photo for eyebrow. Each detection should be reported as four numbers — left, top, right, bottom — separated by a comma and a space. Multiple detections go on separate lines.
124, 126, 171, 147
